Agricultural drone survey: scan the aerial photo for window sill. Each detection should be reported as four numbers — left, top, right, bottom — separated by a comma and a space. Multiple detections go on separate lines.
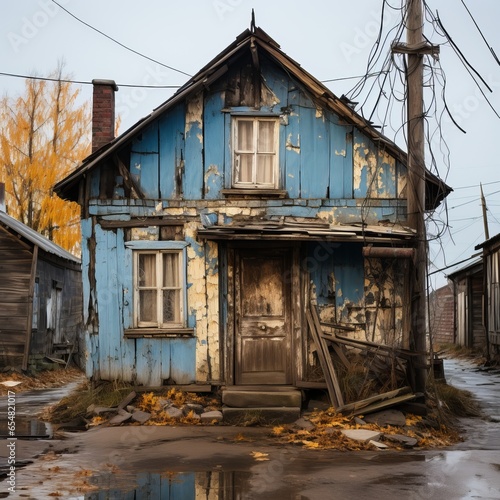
221, 189, 287, 199
124, 328, 194, 338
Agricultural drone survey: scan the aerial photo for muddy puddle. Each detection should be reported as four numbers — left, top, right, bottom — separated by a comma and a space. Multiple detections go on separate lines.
0, 418, 52, 439
84, 470, 297, 500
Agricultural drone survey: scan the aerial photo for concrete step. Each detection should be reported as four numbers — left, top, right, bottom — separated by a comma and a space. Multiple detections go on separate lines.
222, 389, 302, 408
222, 406, 301, 425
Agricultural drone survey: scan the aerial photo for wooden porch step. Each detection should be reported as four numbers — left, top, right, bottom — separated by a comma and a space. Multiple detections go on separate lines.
222, 406, 301, 425
222, 388, 302, 408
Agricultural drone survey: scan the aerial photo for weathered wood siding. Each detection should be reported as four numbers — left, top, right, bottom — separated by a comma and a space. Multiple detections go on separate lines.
29, 257, 83, 357
91, 61, 407, 221
0, 225, 83, 369
429, 283, 455, 345
80, 57, 410, 385
0, 227, 32, 366
485, 245, 500, 347
471, 273, 485, 349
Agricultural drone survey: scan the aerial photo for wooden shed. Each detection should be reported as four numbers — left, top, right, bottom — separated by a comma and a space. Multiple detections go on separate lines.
476, 234, 500, 353
428, 282, 455, 346
0, 209, 83, 371
447, 259, 485, 350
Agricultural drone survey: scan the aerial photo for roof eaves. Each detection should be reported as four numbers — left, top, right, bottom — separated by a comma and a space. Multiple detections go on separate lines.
0, 211, 80, 263
475, 232, 500, 250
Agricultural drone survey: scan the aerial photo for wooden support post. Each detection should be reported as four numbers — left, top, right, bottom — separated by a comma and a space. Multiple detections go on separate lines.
406, 0, 427, 393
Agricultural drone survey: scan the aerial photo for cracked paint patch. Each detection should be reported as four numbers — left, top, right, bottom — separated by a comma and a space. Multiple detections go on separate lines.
286, 132, 300, 153
185, 92, 203, 136
204, 164, 221, 194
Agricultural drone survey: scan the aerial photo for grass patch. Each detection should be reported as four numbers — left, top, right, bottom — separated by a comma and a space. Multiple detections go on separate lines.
432, 381, 482, 418
435, 343, 484, 360
42, 380, 136, 424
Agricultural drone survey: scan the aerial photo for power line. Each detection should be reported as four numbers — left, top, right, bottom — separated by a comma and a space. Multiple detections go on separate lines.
460, 0, 500, 65
452, 179, 500, 190
321, 71, 389, 83
51, 0, 192, 78
0, 71, 181, 89
449, 188, 500, 209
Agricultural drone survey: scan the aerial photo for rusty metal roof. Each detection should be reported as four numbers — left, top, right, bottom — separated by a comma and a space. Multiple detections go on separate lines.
0, 211, 80, 263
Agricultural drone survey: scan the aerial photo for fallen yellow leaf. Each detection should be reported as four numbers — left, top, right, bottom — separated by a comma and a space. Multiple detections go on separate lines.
250, 451, 270, 461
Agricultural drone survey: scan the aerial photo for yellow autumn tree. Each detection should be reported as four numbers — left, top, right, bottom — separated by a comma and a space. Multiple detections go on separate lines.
0, 62, 90, 255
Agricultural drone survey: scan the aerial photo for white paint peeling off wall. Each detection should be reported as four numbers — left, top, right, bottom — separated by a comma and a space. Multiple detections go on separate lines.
204, 164, 221, 184
185, 91, 203, 137
354, 141, 397, 198
398, 162, 407, 199
376, 150, 396, 199
364, 258, 404, 346
286, 132, 300, 153
185, 222, 211, 382
184, 222, 221, 382
204, 240, 220, 381
353, 142, 365, 193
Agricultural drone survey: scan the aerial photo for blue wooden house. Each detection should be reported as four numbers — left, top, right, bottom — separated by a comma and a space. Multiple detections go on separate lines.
55, 25, 450, 394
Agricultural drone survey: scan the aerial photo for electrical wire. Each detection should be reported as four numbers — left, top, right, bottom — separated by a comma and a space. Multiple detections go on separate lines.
460, 0, 500, 65
51, 0, 192, 77
0, 71, 181, 89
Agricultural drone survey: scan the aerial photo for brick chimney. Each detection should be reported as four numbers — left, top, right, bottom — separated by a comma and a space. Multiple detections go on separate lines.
92, 79, 118, 153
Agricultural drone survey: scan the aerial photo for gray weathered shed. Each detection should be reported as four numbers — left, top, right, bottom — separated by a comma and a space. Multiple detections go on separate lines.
0, 210, 83, 370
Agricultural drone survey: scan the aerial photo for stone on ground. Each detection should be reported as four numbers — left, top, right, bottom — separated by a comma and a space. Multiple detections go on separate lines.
341, 429, 382, 442
363, 409, 406, 427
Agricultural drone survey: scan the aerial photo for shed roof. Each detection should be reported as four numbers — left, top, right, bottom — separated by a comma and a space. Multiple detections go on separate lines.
55, 25, 452, 208
0, 211, 80, 264
475, 232, 500, 251
446, 256, 483, 280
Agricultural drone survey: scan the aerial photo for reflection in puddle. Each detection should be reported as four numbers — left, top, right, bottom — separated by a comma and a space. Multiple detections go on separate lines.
0, 419, 52, 439
85, 471, 253, 500
371, 472, 426, 486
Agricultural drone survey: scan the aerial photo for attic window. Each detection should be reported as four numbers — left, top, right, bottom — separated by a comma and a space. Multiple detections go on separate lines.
232, 116, 279, 189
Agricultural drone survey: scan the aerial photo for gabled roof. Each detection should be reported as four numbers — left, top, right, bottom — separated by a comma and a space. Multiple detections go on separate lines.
55, 25, 452, 208
0, 211, 80, 264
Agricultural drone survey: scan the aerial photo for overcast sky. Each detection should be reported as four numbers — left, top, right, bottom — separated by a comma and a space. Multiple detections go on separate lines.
2, 0, 499, 289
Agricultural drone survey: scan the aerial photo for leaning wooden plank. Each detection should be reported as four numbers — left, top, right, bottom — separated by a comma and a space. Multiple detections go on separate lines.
329, 341, 351, 370
310, 306, 344, 406
334, 333, 424, 358
309, 305, 345, 407
306, 309, 341, 409
322, 332, 419, 360
340, 392, 418, 417
320, 321, 357, 331
337, 386, 412, 414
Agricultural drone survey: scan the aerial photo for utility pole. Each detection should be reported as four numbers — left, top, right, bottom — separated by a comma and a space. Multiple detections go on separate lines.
480, 183, 490, 240
393, 0, 439, 393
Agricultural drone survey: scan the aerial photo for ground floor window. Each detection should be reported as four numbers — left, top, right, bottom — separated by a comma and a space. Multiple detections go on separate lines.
126, 241, 188, 330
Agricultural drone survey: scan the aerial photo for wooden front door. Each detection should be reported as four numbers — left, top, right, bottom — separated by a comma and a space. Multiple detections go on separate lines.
235, 248, 292, 384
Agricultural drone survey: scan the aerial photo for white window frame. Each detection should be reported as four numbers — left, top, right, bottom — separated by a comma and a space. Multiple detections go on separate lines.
126, 241, 188, 330
232, 116, 279, 189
